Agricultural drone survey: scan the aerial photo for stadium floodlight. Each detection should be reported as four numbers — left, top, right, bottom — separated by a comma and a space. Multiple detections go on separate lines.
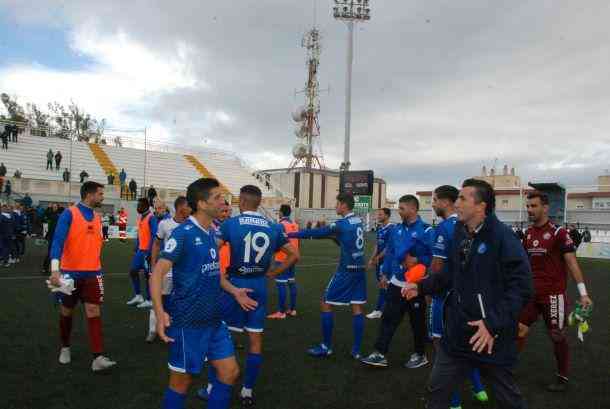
332, 0, 371, 171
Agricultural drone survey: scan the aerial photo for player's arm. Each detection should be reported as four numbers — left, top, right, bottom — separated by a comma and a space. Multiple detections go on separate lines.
266, 243, 299, 278
147, 216, 158, 253
288, 224, 336, 240
151, 238, 162, 269
367, 244, 379, 268
220, 273, 258, 311
150, 258, 173, 343
564, 252, 593, 307
49, 209, 73, 286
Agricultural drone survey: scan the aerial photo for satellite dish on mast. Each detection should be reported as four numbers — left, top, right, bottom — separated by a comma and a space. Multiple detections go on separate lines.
292, 143, 308, 159
294, 124, 307, 138
291, 106, 307, 122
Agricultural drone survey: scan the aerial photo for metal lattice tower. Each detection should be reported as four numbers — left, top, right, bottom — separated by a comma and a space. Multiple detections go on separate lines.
289, 27, 325, 170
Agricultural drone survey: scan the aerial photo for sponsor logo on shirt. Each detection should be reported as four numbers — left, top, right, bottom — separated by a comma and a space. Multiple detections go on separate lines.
164, 238, 177, 253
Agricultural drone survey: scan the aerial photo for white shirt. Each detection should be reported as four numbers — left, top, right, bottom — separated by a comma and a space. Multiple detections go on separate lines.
157, 217, 182, 294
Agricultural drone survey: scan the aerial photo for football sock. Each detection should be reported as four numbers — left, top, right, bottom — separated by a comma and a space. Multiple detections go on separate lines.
149, 309, 156, 333
244, 353, 263, 390
209, 381, 232, 409
352, 313, 364, 353
87, 316, 104, 355
59, 314, 73, 347
553, 338, 570, 378
144, 274, 151, 300
129, 271, 140, 295
288, 282, 297, 310
321, 311, 334, 348
375, 288, 387, 311
276, 282, 287, 312
470, 368, 484, 393
163, 387, 186, 409
450, 391, 461, 408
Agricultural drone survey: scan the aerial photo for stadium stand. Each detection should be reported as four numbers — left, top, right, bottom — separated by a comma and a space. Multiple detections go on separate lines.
0, 133, 107, 183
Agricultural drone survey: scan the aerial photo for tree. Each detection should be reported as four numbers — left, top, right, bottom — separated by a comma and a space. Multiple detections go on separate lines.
1, 93, 26, 122
26, 103, 50, 136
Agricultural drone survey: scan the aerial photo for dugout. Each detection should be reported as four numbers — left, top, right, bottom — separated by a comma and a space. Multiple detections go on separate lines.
528, 182, 566, 225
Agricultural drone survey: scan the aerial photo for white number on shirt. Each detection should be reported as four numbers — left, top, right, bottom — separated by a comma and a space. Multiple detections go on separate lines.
243, 231, 270, 264
356, 227, 364, 250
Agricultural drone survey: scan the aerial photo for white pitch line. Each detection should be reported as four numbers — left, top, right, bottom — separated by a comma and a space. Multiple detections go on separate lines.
0, 262, 341, 281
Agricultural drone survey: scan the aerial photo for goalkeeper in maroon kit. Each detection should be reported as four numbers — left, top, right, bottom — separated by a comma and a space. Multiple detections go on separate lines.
517, 191, 593, 392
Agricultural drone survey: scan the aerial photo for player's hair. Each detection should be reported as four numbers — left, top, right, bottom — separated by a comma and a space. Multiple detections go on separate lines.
527, 191, 549, 205
399, 194, 419, 211
379, 207, 391, 217
80, 181, 104, 200
187, 178, 220, 212
336, 192, 355, 210
462, 178, 495, 215
174, 195, 188, 209
279, 204, 291, 217
240, 185, 262, 208
434, 185, 459, 203
137, 197, 150, 208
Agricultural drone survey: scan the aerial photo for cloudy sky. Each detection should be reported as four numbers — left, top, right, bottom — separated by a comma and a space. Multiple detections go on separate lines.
1, 0, 609, 198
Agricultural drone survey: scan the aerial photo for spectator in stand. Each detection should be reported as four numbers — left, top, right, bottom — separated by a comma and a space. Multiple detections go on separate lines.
22, 193, 33, 209
13, 169, 22, 179
62, 168, 71, 182
119, 168, 127, 187
0, 163, 6, 177
79, 170, 89, 183
583, 227, 592, 243
46, 149, 54, 170
54, 151, 62, 171
147, 185, 157, 205
1, 130, 8, 150
129, 178, 137, 200
4, 179, 11, 199
11, 124, 18, 143
107, 172, 115, 185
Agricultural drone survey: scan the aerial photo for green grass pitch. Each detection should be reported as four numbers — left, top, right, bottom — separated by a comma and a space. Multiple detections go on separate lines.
1, 236, 608, 409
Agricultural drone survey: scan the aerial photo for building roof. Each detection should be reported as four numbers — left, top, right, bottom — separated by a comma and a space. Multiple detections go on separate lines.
569, 192, 610, 199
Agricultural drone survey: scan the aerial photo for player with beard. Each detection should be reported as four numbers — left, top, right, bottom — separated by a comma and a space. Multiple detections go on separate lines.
49, 181, 116, 371
517, 191, 593, 392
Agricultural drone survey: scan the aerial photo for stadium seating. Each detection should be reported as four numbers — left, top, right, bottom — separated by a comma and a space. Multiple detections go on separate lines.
0, 133, 106, 183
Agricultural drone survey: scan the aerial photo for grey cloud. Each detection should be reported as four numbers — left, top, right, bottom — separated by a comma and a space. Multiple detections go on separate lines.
3, 0, 610, 198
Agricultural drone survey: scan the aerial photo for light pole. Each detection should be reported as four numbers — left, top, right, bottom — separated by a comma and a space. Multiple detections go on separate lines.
333, 0, 371, 171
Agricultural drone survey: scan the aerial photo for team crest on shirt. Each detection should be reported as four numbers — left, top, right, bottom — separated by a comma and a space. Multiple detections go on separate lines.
543, 232, 551, 240
194, 237, 203, 246
437, 235, 444, 243
533, 240, 539, 247
184, 225, 193, 230
411, 232, 417, 238
164, 238, 177, 253
210, 248, 217, 259
477, 243, 487, 254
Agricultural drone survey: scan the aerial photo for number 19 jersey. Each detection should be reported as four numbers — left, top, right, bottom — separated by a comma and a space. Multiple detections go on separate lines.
220, 211, 288, 277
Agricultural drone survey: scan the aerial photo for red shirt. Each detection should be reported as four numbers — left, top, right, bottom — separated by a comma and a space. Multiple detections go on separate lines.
524, 221, 575, 295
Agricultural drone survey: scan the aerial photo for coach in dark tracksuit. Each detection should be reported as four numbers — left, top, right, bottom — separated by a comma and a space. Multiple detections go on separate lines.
405, 179, 532, 409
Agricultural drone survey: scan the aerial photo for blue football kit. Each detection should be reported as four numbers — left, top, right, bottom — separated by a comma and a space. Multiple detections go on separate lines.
220, 211, 288, 333
159, 216, 234, 375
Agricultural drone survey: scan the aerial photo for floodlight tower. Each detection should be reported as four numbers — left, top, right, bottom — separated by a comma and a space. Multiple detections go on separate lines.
332, 0, 371, 171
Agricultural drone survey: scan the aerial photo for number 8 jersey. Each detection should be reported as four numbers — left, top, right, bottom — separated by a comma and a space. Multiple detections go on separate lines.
220, 211, 288, 277
290, 212, 366, 273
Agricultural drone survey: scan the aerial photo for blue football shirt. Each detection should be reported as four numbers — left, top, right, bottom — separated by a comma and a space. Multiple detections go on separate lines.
160, 216, 222, 328
220, 211, 288, 277
290, 212, 366, 273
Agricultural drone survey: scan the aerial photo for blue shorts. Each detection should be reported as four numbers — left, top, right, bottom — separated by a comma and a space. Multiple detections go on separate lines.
167, 323, 234, 375
221, 275, 267, 333
130, 250, 149, 273
324, 271, 367, 306
274, 262, 295, 283
429, 296, 444, 338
